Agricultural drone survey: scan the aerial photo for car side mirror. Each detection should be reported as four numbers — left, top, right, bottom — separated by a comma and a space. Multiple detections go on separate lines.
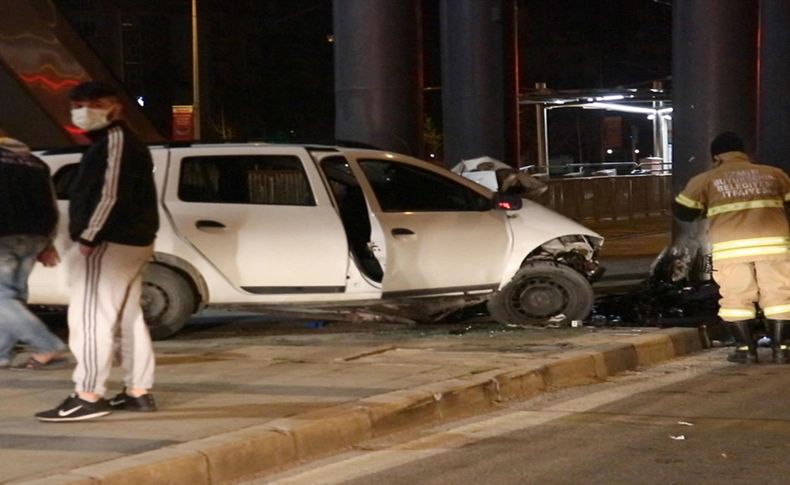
492, 192, 523, 211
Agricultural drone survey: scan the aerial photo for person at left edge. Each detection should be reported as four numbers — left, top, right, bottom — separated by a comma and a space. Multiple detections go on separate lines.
0, 136, 66, 370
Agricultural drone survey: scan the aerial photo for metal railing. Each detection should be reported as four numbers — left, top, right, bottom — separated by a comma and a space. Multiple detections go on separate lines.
541, 173, 672, 222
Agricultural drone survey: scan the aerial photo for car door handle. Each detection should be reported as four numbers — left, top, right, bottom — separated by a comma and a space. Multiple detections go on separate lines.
196, 220, 226, 229
391, 227, 415, 236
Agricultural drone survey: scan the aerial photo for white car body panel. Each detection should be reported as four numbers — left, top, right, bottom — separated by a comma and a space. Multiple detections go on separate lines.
340, 150, 511, 295
166, 202, 348, 290
373, 210, 510, 294
162, 147, 349, 296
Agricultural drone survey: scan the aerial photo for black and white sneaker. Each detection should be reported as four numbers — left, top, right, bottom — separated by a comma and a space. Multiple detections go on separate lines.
35, 394, 111, 422
108, 390, 157, 412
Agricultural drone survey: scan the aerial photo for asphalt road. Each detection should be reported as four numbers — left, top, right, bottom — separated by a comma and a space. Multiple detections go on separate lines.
258, 350, 790, 485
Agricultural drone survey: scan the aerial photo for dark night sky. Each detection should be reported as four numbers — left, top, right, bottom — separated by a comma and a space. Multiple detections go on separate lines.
519, 0, 671, 89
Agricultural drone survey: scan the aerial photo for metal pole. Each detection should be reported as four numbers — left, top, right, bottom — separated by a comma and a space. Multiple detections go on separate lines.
191, 0, 201, 140
652, 81, 663, 159
534, 82, 548, 171
663, 115, 671, 169
503, 0, 520, 167
658, 114, 670, 171
440, 0, 505, 166
652, 114, 660, 158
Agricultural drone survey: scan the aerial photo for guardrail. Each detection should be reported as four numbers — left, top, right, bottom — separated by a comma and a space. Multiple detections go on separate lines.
541, 173, 672, 222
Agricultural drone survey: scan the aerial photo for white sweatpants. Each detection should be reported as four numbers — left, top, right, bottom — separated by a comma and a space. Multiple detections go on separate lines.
67, 242, 155, 396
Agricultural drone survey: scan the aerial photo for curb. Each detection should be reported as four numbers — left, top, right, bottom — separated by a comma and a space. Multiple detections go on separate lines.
20, 328, 704, 484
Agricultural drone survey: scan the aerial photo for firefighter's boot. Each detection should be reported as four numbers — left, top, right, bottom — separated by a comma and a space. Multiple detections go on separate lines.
767, 319, 790, 364
727, 320, 759, 364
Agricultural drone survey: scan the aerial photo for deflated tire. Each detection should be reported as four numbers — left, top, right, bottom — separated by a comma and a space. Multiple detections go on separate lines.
487, 262, 594, 326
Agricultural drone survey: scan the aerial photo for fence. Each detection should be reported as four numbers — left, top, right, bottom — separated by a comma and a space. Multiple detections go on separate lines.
542, 174, 672, 222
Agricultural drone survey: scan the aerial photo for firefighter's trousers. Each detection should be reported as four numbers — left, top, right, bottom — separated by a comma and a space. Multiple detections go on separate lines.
713, 259, 790, 322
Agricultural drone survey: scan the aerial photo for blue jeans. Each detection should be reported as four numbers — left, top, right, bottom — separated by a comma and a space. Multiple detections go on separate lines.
0, 235, 65, 364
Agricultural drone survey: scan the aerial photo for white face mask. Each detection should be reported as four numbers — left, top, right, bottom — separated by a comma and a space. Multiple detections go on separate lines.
71, 106, 112, 132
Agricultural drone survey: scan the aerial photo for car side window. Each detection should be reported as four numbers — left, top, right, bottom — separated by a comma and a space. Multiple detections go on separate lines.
179, 155, 315, 206
358, 159, 490, 212
52, 163, 80, 200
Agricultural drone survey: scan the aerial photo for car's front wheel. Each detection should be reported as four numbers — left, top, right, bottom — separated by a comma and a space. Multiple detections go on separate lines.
142, 264, 197, 340
487, 261, 593, 326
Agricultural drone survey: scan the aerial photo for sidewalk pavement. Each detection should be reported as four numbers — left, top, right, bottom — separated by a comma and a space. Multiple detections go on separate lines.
1, 323, 705, 484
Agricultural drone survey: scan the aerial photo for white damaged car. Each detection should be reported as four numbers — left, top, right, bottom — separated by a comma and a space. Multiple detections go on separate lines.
29, 143, 604, 339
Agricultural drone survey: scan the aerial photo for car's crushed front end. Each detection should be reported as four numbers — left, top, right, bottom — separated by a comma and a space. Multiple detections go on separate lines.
500, 199, 604, 286
527, 234, 605, 283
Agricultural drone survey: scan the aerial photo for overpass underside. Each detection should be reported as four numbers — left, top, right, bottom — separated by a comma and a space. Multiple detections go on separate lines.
0, 0, 161, 149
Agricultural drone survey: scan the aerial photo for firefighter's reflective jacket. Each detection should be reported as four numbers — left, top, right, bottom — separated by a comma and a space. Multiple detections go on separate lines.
675, 151, 790, 264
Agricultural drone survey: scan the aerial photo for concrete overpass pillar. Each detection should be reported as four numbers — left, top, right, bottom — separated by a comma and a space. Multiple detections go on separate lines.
757, 0, 790, 169
439, 0, 505, 167
672, 0, 758, 194
332, 0, 422, 155
671, 0, 758, 254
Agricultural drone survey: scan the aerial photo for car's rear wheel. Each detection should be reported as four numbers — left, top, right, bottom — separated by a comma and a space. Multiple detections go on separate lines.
487, 262, 593, 326
142, 264, 197, 340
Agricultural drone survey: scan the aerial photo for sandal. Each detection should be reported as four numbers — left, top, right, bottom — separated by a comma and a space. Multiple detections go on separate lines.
11, 357, 68, 370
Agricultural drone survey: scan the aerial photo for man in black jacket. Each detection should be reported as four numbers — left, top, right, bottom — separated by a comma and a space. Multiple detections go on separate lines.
36, 81, 160, 422
0, 136, 65, 369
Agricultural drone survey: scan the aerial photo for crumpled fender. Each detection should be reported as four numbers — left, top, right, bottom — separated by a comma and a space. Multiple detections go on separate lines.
499, 199, 604, 288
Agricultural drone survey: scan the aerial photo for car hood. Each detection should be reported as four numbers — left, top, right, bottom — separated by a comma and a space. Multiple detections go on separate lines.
510, 199, 603, 244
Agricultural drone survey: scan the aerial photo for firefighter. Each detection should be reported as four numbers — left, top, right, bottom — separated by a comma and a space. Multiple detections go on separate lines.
674, 131, 790, 364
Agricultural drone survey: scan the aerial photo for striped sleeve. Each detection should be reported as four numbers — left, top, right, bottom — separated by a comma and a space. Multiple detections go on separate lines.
675, 173, 707, 210
80, 126, 124, 244
675, 193, 704, 209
